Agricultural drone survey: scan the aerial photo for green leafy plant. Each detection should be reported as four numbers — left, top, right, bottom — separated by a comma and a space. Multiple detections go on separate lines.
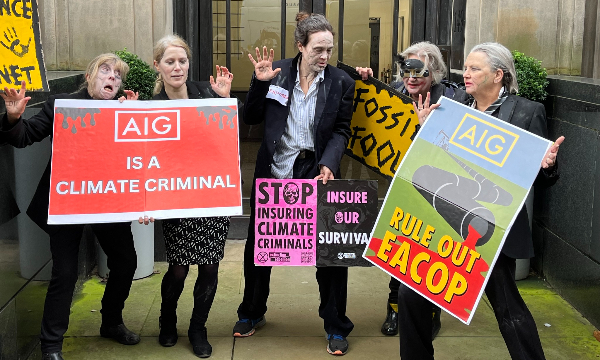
512, 50, 548, 102
114, 48, 156, 100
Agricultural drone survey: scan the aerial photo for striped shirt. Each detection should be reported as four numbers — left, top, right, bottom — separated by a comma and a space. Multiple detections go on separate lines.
271, 64, 325, 179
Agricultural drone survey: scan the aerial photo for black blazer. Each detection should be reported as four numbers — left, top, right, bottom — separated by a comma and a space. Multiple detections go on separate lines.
495, 94, 559, 259
244, 53, 355, 180
0, 88, 96, 235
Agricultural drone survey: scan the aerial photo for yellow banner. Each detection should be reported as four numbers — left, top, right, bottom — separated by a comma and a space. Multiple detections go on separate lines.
338, 62, 417, 179
0, 0, 48, 91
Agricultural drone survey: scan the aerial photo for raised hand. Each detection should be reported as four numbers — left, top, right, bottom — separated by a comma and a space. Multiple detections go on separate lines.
1, 80, 31, 123
248, 46, 281, 81
210, 65, 233, 98
542, 136, 564, 169
118, 90, 139, 102
413, 92, 440, 126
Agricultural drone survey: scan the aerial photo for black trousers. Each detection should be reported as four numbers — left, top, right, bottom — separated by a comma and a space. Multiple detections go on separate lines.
237, 155, 354, 337
398, 252, 545, 360
40, 222, 137, 353
389, 277, 400, 304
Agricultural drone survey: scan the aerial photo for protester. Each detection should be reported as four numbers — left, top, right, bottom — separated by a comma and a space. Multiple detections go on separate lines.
356, 41, 468, 338
233, 12, 355, 356
395, 42, 564, 360
151, 34, 243, 359
1, 54, 140, 360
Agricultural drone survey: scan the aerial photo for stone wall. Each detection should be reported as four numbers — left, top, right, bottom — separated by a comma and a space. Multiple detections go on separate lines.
37, 0, 173, 70
464, 0, 585, 75
533, 75, 600, 328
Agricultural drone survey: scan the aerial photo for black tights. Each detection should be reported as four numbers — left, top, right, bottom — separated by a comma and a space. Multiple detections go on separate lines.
160, 263, 220, 331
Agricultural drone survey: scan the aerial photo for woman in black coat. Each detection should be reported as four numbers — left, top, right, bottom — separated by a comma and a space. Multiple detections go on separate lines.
357, 41, 468, 339
151, 34, 242, 359
398, 42, 564, 360
1, 53, 141, 360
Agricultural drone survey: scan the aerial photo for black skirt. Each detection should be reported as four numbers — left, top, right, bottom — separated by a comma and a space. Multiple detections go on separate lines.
162, 216, 230, 265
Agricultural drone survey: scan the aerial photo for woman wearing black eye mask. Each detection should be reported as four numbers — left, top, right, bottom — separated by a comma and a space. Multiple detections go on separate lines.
357, 41, 469, 340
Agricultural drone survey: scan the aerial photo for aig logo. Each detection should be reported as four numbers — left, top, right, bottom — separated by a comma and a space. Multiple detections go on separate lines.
115, 110, 180, 142
449, 114, 519, 167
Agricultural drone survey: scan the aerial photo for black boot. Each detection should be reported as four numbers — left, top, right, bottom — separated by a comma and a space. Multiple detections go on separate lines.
432, 306, 441, 340
381, 303, 399, 336
42, 352, 64, 360
99, 323, 141, 345
188, 326, 212, 358
159, 313, 178, 347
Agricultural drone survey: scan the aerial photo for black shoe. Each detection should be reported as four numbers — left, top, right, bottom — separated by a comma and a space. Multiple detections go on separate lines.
432, 306, 441, 340
159, 315, 178, 347
100, 323, 141, 345
189, 327, 212, 358
232, 316, 266, 337
326, 334, 348, 356
381, 303, 398, 336
42, 352, 64, 360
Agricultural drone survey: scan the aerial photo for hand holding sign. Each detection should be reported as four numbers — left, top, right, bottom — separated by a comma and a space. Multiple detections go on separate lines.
315, 165, 335, 184
541, 136, 564, 169
210, 65, 233, 98
118, 90, 139, 102
355, 67, 373, 80
248, 46, 281, 81
1, 80, 30, 123
138, 216, 155, 225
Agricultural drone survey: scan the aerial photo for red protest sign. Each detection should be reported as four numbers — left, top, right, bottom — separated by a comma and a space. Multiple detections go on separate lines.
48, 98, 242, 224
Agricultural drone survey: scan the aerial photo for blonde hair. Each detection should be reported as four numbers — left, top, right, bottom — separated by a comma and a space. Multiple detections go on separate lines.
82, 53, 129, 94
395, 41, 447, 85
153, 34, 191, 95
469, 42, 518, 94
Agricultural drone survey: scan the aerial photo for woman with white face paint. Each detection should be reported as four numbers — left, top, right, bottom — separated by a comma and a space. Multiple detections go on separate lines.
233, 12, 356, 356
151, 34, 242, 359
0, 54, 141, 360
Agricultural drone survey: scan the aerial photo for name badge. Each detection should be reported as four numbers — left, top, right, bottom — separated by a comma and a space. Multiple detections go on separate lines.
266, 85, 289, 106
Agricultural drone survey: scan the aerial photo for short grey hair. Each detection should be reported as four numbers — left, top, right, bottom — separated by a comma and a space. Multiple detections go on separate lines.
469, 42, 518, 94
395, 41, 447, 84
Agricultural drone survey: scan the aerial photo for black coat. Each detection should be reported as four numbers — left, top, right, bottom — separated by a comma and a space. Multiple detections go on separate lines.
244, 54, 355, 180
0, 88, 95, 235
495, 94, 559, 259
153, 80, 244, 131
153, 80, 244, 115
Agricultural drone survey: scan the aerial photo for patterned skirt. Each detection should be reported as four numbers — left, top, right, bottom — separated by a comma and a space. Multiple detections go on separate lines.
162, 216, 230, 265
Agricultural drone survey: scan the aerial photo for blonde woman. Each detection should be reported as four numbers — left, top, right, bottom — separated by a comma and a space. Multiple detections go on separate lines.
152, 34, 242, 359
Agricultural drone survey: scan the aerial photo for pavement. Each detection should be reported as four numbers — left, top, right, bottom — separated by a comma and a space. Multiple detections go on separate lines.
55, 240, 600, 360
